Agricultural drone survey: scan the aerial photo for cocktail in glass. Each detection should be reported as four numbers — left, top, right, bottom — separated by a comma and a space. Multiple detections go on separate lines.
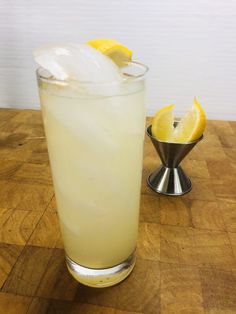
37, 61, 148, 287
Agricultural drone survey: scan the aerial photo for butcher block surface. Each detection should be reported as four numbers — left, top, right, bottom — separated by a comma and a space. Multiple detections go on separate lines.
0, 108, 236, 313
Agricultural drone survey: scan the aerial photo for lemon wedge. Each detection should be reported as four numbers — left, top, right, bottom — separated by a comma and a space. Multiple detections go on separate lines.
173, 97, 206, 142
87, 38, 132, 66
151, 104, 175, 141
151, 98, 206, 143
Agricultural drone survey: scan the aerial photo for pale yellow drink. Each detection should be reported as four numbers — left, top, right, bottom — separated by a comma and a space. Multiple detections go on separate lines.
37, 63, 146, 286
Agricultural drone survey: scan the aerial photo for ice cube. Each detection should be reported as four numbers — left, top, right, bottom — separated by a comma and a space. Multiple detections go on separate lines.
34, 43, 122, 82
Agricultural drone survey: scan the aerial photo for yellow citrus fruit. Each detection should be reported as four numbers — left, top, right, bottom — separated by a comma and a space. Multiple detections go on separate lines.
151, 104, 175, 141
173, 97, 206, 142
151, 98, 206, 143
87, 38, 132, 66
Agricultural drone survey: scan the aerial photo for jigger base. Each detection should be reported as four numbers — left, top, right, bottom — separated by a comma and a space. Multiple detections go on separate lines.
147, 165, 192, 196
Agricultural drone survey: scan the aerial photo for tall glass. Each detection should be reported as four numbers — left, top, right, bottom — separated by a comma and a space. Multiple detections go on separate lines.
37, 62, 148, 287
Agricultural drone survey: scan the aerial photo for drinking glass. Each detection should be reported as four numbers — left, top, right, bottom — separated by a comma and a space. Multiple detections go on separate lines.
37, 62, 148, 287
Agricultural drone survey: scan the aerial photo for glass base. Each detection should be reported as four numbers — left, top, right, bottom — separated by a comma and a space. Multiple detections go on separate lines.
66, 252, 136, 288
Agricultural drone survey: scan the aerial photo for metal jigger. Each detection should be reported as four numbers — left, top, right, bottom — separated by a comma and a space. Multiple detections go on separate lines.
146, 125, 203, 196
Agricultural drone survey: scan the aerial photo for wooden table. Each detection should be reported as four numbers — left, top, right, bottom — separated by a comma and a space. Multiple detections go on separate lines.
0, 108, 236, 314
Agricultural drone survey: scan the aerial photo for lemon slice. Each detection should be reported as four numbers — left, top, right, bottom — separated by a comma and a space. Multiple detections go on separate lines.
87, 38, 132, 66
173, 97, 206, 142
151, 104, 175, 141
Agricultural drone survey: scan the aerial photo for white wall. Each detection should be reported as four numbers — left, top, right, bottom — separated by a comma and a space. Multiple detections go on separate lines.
0, 0, 236, 120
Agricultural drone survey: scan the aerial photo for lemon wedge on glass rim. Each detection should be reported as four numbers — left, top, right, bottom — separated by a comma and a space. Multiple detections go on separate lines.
151, 97, 206, 143
87, 38, 132, 66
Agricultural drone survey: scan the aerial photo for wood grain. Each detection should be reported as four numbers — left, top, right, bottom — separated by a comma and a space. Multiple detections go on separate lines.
36, 249, 78, 300
0, 133, 36, 162
161, 225, 236, 269
76, 259, 160, 314
12, 162, 52, 185
0, 209, 43, 245
199, 268, 236, 312
0, 244, 24, 289
28, 138, 49, 164
0, 110, 236, 313
219, 201, 236, 232
0, 109, 20, 125
46, 195, 57, 212
212, 179, 236, 203
137, 223, 160, 261
182, 159, 210, 179
139, 194, 160, 223
183, 178, 216, 201
0, 181, 54, 211
0, 292, 31, 314
191, 200, 226, 231
161, 263, 204, 313
0, 160, 23, 180
188, 142, 227, 162
2, 246, 54, 296
70, 303, 142, 314
160, 197, 191, 227
26, 297, 51, 314
228, 232, 236, 261
28, 211, 63, 249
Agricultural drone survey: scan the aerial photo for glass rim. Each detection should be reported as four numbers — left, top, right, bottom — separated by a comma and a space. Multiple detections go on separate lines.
36, 60, 148, 87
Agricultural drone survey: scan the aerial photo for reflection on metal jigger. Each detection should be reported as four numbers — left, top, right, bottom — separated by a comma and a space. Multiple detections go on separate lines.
146, 125, 203, 196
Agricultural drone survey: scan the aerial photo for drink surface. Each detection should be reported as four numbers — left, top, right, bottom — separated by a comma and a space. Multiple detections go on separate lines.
39, 80, 146, 268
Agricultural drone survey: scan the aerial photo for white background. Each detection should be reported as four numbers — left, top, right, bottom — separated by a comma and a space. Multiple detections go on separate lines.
0, 0, 236, 120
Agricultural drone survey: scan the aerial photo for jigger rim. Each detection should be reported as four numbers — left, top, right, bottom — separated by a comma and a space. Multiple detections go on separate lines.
146, 124, 203, 145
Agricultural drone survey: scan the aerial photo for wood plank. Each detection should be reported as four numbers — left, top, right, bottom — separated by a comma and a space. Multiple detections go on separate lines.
70, 303, 142, 314
191, 200, 226, 231
223, 147, 236, 162
36, 248, 78, 300
212, 179, 236, 203
16, 184, 54, 211
0, 109, 21, 124
139, 194, 160, 223
219, 202, 236, 233
46, 195, 57, 212
188, 142, 227, 161
182, 159, 210, 179
160, 197, 191, 227
228, 232, 236, 261
0, 133, 34, 162
12, 162, 52, 186
2, 246, 54, 296
161, 263, 204, 313
28, 211, 62, 249
5, 110, 43, 127
0, 122, 45, 138
161, 225, 236, 269
0, 181, 54, 211
199, 268, 236, 312
183, 178, 216, 201
26, 297, 51, 314
28, 138, 49, 164
137, 223, 160, 261
0, 244, 24, 289
207, 160, 236, 180
0, 292, 31, 314
0, 209, 43, 245
0, 160, 23, 180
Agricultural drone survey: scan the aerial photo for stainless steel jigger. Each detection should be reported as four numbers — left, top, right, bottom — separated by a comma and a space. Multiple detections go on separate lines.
146, 125, 203, 196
